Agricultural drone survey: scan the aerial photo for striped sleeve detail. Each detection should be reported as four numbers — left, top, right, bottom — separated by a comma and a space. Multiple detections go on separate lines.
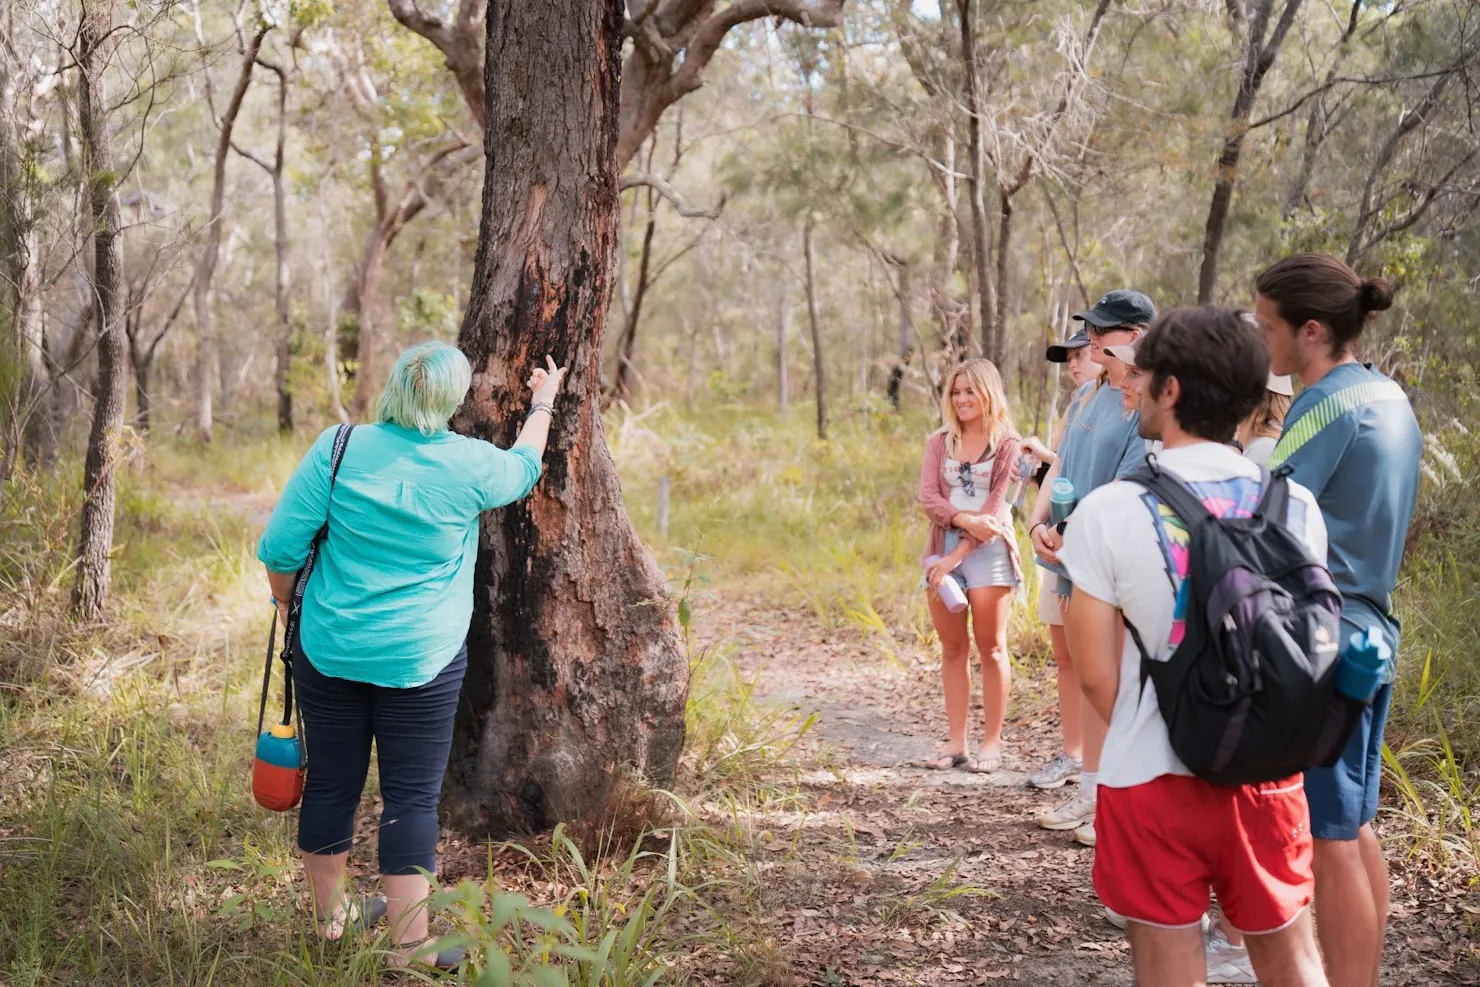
1269, 379, 1409, 469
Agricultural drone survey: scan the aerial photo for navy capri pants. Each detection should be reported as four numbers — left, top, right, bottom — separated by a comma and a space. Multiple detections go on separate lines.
293, 635, 467, 876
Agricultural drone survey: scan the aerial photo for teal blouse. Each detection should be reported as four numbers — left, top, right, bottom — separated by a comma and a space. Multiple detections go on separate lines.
257, 423, 543, 688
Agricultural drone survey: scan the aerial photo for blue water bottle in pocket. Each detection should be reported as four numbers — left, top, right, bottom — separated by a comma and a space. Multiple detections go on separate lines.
1335, 626, 1391, 704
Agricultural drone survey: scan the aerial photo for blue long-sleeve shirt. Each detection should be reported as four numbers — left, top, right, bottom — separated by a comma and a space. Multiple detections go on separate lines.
258, 423, 542, 687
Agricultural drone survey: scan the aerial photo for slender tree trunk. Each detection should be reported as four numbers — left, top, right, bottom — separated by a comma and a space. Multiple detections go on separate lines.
611, 201, 656, 404
776, 282, 790, 414
886, 261, 913, 411
72, 1, 128, 620
957, 0, 996, 362
802, 210, 828, 440
1197, 0, 1304, 303
191, 27, 266, 442
269, 67, 293, 433
347, 228, 391, 419
0, 42, 52, 468
994, 191, 1012, 364
134, 358, 152, 434
444, 0, 686, 837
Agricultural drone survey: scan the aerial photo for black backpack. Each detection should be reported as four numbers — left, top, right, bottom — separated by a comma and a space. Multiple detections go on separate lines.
1123, 460, 1362, 787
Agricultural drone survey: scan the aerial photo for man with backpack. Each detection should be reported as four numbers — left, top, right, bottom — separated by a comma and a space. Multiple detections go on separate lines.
1060, 306, 1332, 987
1255, 254, 1422, 987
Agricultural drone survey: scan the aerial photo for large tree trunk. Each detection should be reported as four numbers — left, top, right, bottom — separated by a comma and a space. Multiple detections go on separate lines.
72, 1, 129, 621
802, 210, 828, 440
957, 0, 996, 362
444, 0, 687, 837
191, 27, 266, 443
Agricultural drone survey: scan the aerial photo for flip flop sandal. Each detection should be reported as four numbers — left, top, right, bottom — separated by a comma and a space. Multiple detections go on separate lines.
923, 753, 968, 770
320, 895, 387, 940
966, 751, 1003, 774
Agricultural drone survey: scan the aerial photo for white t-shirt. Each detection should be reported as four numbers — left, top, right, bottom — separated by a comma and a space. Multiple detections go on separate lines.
1059, 442, 1328, 790
1243, 435, 1276, 466
944, 453, 997, 514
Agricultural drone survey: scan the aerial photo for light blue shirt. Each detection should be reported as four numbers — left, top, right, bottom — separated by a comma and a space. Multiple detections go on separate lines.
1274, 362, 1421, 636
258, 423, 543, 688
1040, 379, 1148, 580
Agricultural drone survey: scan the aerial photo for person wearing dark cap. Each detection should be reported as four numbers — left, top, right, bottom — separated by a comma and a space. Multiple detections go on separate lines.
1020, 327, 1103, 795
1026, 288, 1156, 848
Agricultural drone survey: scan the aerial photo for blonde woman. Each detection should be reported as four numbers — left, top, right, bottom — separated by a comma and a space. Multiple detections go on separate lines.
917, 359, 1023, 773
1237, 373, 1294, 466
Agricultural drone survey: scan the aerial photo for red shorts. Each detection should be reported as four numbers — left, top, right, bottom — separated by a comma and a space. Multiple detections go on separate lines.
1094, 773, 1314, 935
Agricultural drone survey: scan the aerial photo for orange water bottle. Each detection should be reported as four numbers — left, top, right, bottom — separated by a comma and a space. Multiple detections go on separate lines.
253, 721, 305, 811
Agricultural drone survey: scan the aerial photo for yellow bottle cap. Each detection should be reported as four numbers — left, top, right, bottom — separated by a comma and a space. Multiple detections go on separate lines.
269, 723, 296, 739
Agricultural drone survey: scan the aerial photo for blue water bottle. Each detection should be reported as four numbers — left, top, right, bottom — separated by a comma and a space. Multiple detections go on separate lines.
1049, 478, 1077, 530
1335, 626, 1391, 704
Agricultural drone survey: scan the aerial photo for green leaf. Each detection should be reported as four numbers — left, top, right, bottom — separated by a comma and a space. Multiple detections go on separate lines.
475, 948, 513, 987
677, 596, 692, 630
217, 894, 246, 915
204, 859, 244, 870
524, 967, 569, 987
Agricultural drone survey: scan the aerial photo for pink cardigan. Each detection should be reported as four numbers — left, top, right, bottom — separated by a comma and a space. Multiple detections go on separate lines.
917, 430, 1024, 584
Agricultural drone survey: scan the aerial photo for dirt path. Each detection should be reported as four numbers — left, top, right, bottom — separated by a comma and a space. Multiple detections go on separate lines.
703, 595, 1479, 987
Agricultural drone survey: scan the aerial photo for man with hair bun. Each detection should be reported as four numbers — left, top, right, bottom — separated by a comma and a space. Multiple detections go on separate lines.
1254, 253, 1422, 987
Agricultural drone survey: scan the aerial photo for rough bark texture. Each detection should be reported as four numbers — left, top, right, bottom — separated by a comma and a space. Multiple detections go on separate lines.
445, 0, 687, 838
191, 27, 266, 442
0, 25, 51, 469
72, 0, 128, 621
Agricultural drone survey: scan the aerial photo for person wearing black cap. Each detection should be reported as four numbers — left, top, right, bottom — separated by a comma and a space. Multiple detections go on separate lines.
1026, 288, 1156, 849
1019, 327, 1103, 795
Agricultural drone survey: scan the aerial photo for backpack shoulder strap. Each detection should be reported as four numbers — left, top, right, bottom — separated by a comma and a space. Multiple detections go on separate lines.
1127, 460, 1214, 530
1252, 465, 1290, 524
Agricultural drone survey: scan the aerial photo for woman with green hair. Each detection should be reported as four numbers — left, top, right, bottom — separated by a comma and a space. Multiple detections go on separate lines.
257, 341, 566, 971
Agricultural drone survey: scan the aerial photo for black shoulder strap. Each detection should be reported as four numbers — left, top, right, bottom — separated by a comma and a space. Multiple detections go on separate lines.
270, 424, 355, 730
1254, 465, 1290, 524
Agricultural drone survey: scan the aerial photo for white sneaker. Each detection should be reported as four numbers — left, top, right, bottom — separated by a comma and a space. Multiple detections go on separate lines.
1072, 820, 1096, 847
1105, 907, 1127, 930
1205, 925, 1257, 984
1036, 792, 1095, 831
1028, 753, 1082, 790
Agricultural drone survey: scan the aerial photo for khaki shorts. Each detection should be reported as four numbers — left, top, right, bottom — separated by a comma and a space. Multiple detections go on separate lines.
1037, 569, 1064, 626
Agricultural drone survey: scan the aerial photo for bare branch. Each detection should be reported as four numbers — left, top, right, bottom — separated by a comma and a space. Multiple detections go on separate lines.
619, 172, 724, 219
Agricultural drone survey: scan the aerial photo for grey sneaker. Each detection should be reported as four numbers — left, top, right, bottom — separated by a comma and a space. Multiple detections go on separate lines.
1036, 792, 1096, 831
1028, 753, 1082, 790
1205, 925, 1256, 984
1072, 820, 1096, 847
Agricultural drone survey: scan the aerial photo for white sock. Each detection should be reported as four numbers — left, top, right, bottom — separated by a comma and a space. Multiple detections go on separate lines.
1082, 772, 1098, 800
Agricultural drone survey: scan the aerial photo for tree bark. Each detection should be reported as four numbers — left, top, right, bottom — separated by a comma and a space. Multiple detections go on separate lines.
191, 26, 267, 443
957, 0, 996, 363
72, 0, 129, 621
802, 210, 828, 440
0, 29, 52, 469
994, 191, 1012, 362
1197, 0, 1304, 304
444, 0, 687, 838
